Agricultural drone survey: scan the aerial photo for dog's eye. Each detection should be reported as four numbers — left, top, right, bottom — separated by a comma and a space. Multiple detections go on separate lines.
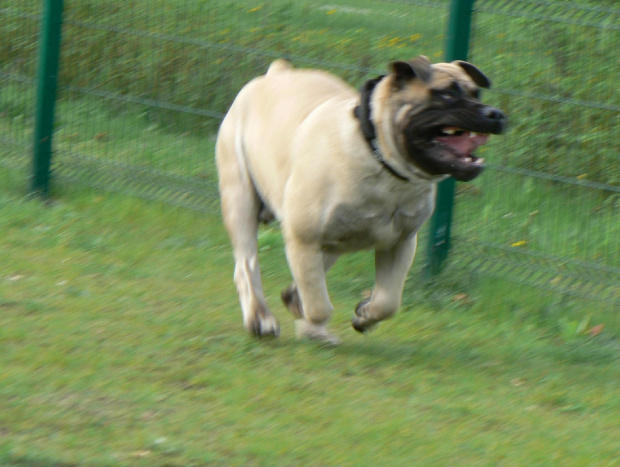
433, 85, 463, 103
440, 91, 457, 102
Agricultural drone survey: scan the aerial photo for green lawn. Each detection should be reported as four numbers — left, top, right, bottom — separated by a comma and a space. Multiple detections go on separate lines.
1, 0, 619, 464
1, 170, 619, 465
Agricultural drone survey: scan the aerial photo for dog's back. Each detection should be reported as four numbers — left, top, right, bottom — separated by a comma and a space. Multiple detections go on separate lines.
217, 61, 355, 217
231, 60, 354, 136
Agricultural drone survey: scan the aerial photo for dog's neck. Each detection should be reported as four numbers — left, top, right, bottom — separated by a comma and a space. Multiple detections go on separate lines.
354, 76, 425, 183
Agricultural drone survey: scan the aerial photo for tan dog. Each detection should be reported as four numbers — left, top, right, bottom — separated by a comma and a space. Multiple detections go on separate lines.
216, 56, 506, 344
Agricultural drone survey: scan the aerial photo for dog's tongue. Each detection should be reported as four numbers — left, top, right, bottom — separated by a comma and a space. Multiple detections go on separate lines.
436, 132, 489, 157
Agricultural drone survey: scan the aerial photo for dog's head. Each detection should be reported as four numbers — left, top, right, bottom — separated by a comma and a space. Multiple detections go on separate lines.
367, 56, 507, 182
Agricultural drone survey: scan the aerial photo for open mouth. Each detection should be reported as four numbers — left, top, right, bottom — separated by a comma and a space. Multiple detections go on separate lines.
432, 126, 489, 166
401, 104, 506, 181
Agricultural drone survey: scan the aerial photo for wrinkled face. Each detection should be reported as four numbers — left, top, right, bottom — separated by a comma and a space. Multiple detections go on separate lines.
391, 58, 507, 181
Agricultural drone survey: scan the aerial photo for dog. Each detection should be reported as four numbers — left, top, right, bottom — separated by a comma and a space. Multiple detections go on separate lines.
216, 56, 506, 344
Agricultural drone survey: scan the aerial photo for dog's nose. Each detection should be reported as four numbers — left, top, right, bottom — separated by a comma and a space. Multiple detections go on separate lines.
482, 106, 504, 120
481, 105, 507, 134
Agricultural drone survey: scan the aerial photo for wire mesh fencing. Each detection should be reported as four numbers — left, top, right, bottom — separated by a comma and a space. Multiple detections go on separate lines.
0, 0, 617, 304
451, 0, 619, 304
0, 2, 40, 175
14, 0, 452, 211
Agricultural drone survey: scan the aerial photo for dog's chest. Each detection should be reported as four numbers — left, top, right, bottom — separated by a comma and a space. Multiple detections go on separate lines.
321, 187, 434, 251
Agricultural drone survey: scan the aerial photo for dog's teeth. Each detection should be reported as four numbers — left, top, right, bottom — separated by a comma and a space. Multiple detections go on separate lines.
475, 158, 485, 165
442, 128, 457, 135
463, 157, 473, 163
469, 132, 477, 138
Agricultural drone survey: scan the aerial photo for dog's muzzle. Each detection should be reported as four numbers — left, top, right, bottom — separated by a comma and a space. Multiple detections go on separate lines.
403, 104, 508, 182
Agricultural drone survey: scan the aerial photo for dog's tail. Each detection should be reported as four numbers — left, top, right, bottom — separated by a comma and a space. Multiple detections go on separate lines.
267, 59, 293, 76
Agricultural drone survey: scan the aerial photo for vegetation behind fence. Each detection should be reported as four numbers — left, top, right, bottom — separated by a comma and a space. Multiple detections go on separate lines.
0, 0, 618, 304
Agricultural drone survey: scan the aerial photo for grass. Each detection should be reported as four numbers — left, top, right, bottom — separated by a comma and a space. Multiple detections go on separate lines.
0, 1, 619, 463
1, 172, 620, 466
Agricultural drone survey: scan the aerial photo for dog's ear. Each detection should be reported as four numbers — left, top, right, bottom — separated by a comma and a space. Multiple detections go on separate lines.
390, 55, 432, 85
453, 60, 492, 89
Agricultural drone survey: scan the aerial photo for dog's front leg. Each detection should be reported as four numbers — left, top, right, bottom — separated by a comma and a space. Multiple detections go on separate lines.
285, 238, 340, 345
353, 234, 418, 333
281, 252, 339, 319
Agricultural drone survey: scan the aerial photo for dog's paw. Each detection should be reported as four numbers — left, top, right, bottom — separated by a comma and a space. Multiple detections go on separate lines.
352, 317, 379, 334
295, 320, 341, 345
245, 313, 280, 338
281, 285, 304, 319
352, 298, 379, 334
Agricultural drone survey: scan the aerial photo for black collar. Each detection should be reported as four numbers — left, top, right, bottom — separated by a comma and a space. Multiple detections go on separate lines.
353, 75, 412, 182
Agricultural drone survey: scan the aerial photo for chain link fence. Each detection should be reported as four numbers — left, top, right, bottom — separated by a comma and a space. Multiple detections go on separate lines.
0, 3, 39, 171
453, 0, 619, 303
0, 0, 618, 304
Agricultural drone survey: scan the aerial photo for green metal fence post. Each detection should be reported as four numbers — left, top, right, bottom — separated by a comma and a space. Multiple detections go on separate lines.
31, 0, 64, 197
425, 0, 475, 276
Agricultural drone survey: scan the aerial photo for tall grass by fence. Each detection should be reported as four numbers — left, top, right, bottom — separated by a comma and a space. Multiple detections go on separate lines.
0, 0, 618, 305
455, 0, 619, 303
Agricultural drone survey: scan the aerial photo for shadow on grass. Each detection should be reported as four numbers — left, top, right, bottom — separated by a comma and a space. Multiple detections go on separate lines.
3, 456, 188, 467
255, 324, 620, 371
2, 457, 79, 467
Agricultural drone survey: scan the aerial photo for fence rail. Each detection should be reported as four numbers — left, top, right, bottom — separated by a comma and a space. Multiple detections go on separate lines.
0, 0, 618, 305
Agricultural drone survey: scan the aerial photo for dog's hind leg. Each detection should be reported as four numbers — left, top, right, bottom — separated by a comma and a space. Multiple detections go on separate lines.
216, 123, 279, 338
352, 234, 417, 333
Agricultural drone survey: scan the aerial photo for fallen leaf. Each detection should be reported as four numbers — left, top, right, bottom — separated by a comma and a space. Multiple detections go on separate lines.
452, 293, 472, 306
588, 324, 604, 337
550, 276, 563, 286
